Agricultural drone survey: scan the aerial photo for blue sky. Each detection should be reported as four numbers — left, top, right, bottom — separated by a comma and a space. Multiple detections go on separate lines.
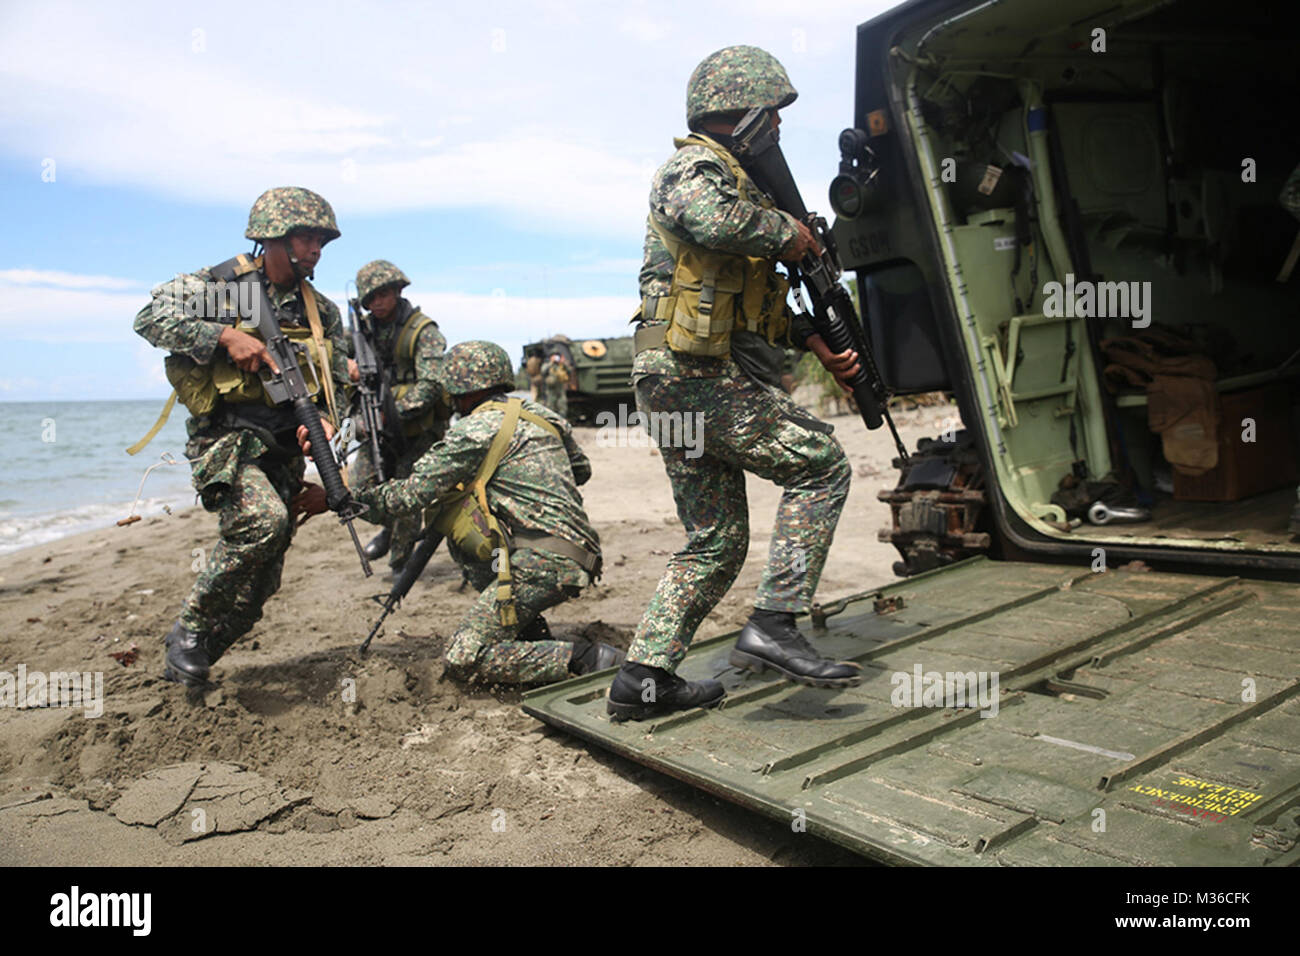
0, 0, 894, 400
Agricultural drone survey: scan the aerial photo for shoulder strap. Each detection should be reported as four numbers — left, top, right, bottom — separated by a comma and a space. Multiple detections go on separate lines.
299, 278, 340, 429
394, 308, 434, 365
467, 397, 562, 509
469, 397, 524, 627
471, 397, 523, 496
674, 133, 753, 191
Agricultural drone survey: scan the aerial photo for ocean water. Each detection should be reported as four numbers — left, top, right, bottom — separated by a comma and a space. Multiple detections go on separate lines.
0, 400, 197, 556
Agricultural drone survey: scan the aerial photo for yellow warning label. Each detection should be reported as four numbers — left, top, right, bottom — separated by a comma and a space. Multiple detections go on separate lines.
1128, 775, 1264, 822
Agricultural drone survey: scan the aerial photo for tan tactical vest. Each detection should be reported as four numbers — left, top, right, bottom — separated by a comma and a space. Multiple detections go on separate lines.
131, 255, 337, 455
642, 133, 792, 357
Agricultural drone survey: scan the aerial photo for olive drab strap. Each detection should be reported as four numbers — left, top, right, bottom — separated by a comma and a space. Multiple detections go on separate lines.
643, 133, 791, 357
127, 254, 264, 455
125, 391, 178, 455
299, 279, 340, 430
476, 399, 523, 626
432, 397, 566, 626
393, 309, 434, 383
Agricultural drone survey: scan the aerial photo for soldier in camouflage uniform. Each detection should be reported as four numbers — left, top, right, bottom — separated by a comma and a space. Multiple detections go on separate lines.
134, 187, 351, 687
542, 353, 570, 418
607, 46, 864, 721
349, 260, 449, 574
311, 341, 622, 685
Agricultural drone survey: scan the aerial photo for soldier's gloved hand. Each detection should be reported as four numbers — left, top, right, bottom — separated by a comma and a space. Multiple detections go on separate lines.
295, 420, 336, 460
807, 334, 860, 393
290, 481, 328, 527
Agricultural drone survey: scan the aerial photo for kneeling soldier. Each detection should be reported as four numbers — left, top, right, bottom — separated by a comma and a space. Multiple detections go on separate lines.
302, 340, 622, 684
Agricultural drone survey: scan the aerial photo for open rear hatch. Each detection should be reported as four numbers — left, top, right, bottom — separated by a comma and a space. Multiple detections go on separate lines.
524, 558, 1300, 865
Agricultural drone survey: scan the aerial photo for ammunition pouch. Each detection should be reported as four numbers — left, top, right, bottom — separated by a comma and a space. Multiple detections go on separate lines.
644, 133, 792, 357
165, 353, 220, 417
210, 324, 331, 407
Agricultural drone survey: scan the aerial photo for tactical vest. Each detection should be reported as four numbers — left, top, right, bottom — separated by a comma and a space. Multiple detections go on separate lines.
431, 397, 599, 626
130, 255, 337, 455
640, 134, 792, 357
386, 304, 440, 438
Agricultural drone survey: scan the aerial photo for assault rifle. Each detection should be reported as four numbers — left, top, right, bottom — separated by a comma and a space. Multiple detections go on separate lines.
730, 107, 908, 461
360, 529, 444, 653
250, 289, 373, 576
347, 295, 405, 482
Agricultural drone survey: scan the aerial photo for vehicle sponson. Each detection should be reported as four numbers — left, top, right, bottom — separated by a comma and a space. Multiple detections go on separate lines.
524, 557, 1300, 865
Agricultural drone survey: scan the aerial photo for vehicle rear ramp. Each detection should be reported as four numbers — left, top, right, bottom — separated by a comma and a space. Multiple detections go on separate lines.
523, 558, 1300, 865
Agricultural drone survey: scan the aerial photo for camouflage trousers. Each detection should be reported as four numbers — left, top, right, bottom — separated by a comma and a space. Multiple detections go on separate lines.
179, 431, 299, 658
543, 384, 568, 418
352, 432, 436, 568
444, 547, 589, 684
625, 365, 851, 672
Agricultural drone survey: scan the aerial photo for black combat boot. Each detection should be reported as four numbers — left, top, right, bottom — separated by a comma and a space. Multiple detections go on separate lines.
163, 622, 211, 687
730, 609, 862, 687
606, 662, 725, 722
568, 640, 627, 675
364, 527, 392, 560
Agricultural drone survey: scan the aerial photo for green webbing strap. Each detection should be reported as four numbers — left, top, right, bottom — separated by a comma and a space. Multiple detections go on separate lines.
394, 309, 434, 371
126, 390, 178, 456
472, 398, 520, 626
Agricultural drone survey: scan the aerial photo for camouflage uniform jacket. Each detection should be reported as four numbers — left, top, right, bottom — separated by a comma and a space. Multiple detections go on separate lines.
359, 297, 447, 424
357, 396, 599, 557
133, 260, 350, 498
634, 139, 813, 382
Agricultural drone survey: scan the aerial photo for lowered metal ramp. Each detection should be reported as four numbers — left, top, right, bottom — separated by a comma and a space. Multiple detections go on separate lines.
522, 559, 1300, 865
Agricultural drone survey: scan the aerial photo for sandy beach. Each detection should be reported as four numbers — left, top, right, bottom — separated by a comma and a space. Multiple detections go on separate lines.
0, 400, 956, 866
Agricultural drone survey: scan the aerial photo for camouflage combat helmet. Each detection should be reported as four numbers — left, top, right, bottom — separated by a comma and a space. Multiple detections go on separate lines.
686, 45, 798, 131
245, 187, 341, 243
356, 259, 410, 305
440, 340, 515, 396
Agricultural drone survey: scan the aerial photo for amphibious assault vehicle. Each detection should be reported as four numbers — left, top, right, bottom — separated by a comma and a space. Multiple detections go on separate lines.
526, 0, 1299, 865
518, 336, 635, 423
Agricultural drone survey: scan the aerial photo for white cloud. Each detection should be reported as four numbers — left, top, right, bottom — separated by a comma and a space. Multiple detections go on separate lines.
0, 269, 144, 291
0, 278, 150, 344
0, 1, 885, 236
